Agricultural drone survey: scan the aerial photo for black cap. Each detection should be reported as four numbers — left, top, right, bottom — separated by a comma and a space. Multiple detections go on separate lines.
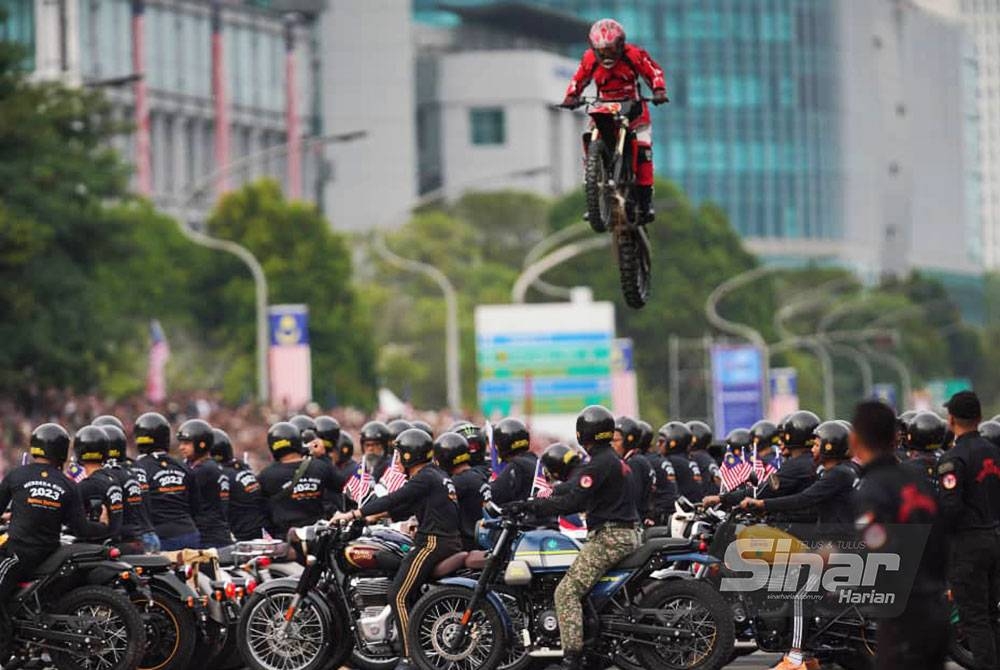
944, 390, 981, 421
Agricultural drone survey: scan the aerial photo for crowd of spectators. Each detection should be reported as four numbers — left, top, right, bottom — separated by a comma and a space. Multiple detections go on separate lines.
0, 388, 478, 476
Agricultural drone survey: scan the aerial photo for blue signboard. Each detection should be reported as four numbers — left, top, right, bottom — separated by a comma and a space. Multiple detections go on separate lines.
711, 344, 764, 436
269, 305, 309, 346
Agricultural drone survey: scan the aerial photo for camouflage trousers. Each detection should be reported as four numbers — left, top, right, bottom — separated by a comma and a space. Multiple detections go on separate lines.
554, 523, 641, 653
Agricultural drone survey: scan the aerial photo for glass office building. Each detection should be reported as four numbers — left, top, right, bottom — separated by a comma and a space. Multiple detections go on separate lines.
415, 0, 842, 241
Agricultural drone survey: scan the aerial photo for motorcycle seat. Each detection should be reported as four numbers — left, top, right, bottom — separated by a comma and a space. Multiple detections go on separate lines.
431, 551, 469, 579
216, 545, 236, 566
644, 526, 672, 540
125, 554, 173, 570
615, 537, 692, 570
31, 543, 107, 577
464, 550, 488, 570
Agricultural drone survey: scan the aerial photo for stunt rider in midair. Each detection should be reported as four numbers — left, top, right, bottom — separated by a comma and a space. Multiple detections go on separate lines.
562, 18, 668, 224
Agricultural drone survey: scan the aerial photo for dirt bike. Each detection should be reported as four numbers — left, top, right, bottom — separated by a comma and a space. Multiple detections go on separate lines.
236, 520, 468, 670
561, 95, 658, 309
0, 542, 147, 670
406, 505, 735, 670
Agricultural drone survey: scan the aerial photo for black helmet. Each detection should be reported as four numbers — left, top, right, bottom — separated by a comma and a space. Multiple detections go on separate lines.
100, 424, 127, 461
455, 423, 487, 467
211, 428, 234, 463
837, 419, 853, 432
896, 410, 918, 448
337, 431, 355, 464
576, 405, 615, 449
541, 443, 581, 482
614, 416, 642, 450
360, 421, 391, 452
725, 428, 752, 455
73, 425, 109, 464
433, 432, 470, 473
30, 423, 71, 463
134, 412, 171, 454
494, 418, 530, 460
636, 420, 654, 452
687, 421, 713, 450
657, 421, 692, 454
814, 421, 850, 459
979, 420, 1000, 449
387, 420, 414, 446
93, 415, 126, 432
177, 419, 214, 456
315, 416, 341, 454
289, 415, 318, 446
782, 411, 821, 449
412, 420, 433, 438
267, 422, 302, 460
396, 428, 434, 469
908, 412, 946, 452
749, 420, 780, 450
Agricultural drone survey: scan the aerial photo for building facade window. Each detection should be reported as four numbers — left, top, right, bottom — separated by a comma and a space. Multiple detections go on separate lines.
470, 107, 505, 145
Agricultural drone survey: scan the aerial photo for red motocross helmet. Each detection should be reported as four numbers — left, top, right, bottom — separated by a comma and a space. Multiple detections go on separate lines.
589, 18, 625, 68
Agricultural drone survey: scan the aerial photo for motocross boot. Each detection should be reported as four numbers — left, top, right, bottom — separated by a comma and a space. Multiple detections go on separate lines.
637, 185, 655, 223
769, 655, 820, 670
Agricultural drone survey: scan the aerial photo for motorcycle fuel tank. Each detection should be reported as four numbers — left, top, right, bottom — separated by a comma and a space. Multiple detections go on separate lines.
512, 529, 581, 572
343, 541, 403, 574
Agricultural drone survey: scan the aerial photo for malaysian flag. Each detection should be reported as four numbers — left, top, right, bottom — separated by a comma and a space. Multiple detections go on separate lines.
559, 514, 587, 540
719, 451, 752, 493
379, 452, 407, 493
529, 458, 553, 499
145, 319, 170, 403
486, 422, 504, 481
66, 462, 86, 483
754, 456, 777, 486
345, 461, 373, 502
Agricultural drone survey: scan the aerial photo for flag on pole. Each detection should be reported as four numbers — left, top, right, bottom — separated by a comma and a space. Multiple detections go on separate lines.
145, 319, 170, 403
485, 422, 504, 481
379, 452, 407, 493
529, 458, 553, 499
719, 451, 752, 493
66, 461, 86, 483
345, 460, 373, 502
20, 452, 29, 466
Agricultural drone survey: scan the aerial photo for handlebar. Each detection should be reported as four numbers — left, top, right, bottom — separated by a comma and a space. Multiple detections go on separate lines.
558, 95, 666, 111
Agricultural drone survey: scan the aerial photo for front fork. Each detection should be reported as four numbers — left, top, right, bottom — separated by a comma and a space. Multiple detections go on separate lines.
449, 526, 513, 651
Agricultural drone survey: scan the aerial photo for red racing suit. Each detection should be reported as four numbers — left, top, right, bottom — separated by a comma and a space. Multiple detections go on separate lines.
565, 44, 666, 187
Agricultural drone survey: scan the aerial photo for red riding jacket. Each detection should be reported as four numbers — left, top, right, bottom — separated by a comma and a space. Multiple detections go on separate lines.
565, 44, 666, 127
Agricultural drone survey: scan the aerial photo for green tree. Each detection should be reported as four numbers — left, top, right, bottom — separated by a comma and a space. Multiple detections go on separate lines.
207, 180, 375, 407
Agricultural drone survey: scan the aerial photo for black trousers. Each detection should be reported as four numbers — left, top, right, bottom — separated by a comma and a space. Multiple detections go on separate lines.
949, 528, 1000, 670
876, 592, 949, 670
389, 532, 462, 658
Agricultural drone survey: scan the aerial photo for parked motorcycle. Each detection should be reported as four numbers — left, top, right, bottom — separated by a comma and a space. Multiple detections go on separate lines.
406, 505, 735, 670
236, 520, 464, 670
0, 542, 147, 670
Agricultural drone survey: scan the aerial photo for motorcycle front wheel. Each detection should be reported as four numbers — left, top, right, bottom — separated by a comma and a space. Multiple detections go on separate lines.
237, 586, 337, 670
585, 138, 615, 233
408, 585, 507, 670
133, 590, 197, 670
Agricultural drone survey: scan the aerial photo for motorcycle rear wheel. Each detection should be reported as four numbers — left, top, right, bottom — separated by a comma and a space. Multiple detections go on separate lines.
585, 139, 613, 233
634, 580, 734, 670
51, 585, 147, 670
408, 585, 507, 670
616, 225, 651, 309
134, 590, 197, 670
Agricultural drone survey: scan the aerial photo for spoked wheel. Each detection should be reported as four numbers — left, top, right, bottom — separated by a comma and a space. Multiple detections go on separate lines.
585, 139, 615, 233
134, 592, 196, 670
615, 223, 651, 309
408, 586, 506, 670
635, 581, 734, 670
51, 586, 147, 670
237, 589, 331, 670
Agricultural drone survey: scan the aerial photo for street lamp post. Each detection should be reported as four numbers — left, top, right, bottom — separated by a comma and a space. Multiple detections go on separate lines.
705, 265, 778, 410
178, 131, 367, 405
372, 166, 551, 413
